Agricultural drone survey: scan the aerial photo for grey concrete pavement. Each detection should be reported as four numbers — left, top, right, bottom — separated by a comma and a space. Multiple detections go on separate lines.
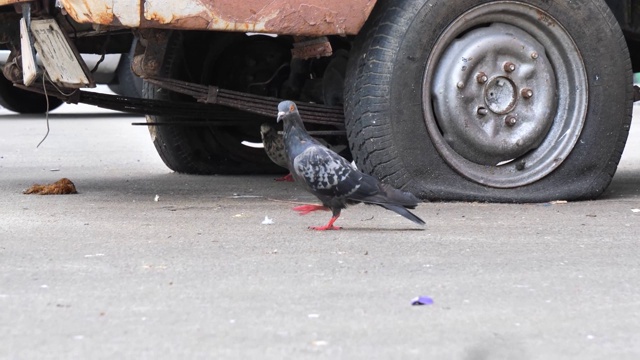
1, 100, 640, 359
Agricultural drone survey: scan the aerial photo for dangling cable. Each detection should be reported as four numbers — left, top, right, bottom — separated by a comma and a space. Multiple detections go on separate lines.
36, 74, 50, 148
90, 30, 110, 73
36, 72, 80, 148
44, 72, 76, 97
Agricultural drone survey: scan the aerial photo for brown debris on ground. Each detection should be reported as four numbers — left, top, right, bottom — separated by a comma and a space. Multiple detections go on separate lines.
23, 178, 78, 195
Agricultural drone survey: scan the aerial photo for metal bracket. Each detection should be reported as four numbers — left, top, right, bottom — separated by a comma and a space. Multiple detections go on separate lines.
291, 36, 333, 60
131, 29, 171, 78
20, 3, 38, 86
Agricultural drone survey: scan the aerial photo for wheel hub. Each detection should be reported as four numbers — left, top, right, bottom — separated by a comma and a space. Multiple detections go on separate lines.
484, 76, 517, 115
432, 23, 557, 166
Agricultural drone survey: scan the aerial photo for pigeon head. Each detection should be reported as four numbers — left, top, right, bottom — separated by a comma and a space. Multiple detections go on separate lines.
276, 100, 299, 123
260, 123, 275, 137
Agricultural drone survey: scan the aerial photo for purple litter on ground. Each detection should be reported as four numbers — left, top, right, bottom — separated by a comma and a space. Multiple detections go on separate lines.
411, 296, 434, 306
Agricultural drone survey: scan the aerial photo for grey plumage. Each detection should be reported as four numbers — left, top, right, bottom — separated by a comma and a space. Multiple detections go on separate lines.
260, 123, 294, 182
277, 100, 425, 230
260, 123, 289, 169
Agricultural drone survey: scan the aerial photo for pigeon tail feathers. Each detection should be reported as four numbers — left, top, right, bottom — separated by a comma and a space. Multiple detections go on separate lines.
349, 176, 420, 208
379, 203, 426, 225
378, 183, 421, 208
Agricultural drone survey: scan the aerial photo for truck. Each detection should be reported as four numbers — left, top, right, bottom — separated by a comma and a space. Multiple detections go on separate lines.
0, 0, 635, 202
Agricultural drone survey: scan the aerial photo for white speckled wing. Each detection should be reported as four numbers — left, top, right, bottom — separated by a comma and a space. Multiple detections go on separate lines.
293, 146, 360, 196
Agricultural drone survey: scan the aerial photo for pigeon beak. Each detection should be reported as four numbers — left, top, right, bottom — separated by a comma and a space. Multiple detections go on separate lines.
276, 111, 285, 123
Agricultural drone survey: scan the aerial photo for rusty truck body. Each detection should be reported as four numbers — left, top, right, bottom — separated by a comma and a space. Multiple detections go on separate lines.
0, 0, 637, 202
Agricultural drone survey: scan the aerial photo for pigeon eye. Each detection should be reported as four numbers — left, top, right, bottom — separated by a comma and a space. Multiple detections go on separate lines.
290, 104, 295, 112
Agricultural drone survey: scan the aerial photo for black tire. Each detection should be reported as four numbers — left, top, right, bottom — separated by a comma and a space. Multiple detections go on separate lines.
0, 75, 63, 113
345, 0, 633, 202
143, 32, 285, 174
108, 39, 143, 98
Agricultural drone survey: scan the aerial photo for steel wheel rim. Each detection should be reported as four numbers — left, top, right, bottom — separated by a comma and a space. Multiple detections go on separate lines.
422, 2, 588, 188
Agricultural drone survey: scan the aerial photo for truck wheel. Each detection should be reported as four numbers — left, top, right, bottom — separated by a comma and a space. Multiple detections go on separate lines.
143, 33, 287, 174
0, 75, 63, 113
345, 0, 633, 202
108, 38, 143, 98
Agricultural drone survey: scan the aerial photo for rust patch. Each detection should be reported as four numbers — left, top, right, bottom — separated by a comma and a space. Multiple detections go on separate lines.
0, 0, 28, 6
536, 10, 556, 27
146, 10, 211, 30
58, 0, 377, 35
265, 3, 344, 35
292, 36, 333, 59
59, 0, 140, 27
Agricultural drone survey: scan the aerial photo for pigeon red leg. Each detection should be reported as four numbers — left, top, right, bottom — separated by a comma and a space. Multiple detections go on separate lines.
310, 215, 342, 231
275, 173, 294, 182
293, 204, 329, 215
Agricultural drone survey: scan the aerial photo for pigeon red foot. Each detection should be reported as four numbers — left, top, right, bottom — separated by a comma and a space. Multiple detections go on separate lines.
309, 216, 342, 231
293, 205, 341, 230
275, 173, 295, 182
293, 204, 329, 215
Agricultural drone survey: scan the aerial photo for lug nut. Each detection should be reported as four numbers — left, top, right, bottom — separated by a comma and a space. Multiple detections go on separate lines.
476, 72, 488, 84
521, 88, 534, 99
531, 52, 539, 59
456, 81, 465, 89
505, 116, 517, 127
477, 107, 488, 116
503, 61, 516, 73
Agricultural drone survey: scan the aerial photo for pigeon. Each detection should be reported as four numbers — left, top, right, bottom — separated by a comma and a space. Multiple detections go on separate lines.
277, 100, 425, 230
260, 123, 294, 182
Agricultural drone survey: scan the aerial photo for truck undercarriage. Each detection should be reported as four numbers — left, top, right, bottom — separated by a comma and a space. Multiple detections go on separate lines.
0, 0, 636, 202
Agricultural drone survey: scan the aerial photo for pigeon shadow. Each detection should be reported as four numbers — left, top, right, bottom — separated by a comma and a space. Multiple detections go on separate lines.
333, 227, 426, 232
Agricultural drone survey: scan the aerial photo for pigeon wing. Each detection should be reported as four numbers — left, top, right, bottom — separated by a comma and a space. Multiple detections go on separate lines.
261, 125, 289, 169
293, 145, 363, 199
265, 135, 289, 169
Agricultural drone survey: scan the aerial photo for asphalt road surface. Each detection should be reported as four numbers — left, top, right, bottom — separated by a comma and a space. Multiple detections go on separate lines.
1, 98, 639, 359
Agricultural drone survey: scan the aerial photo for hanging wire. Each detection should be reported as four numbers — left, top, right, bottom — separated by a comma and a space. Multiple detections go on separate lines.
44, 73, 76, 97
90, 30, 110, 73
36, 74, 50, 148
36, 73, 76, 148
